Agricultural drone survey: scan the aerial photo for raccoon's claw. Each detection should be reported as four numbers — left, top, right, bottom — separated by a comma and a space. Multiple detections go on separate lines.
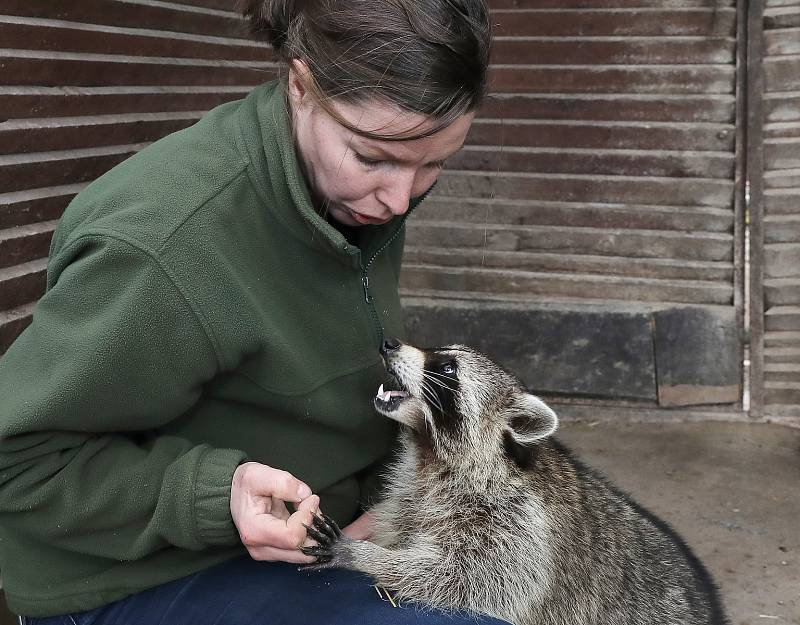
303, 512, 341, 544
299, 513, 352, 571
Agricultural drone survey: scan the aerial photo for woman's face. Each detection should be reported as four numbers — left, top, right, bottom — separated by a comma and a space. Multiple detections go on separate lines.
288, 64, 475, 228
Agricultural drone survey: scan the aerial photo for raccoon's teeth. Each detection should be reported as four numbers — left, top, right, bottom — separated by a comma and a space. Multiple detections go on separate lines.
376, 385, 409, 403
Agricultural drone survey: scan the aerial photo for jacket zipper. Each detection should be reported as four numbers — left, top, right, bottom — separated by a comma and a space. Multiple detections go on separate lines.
360, 186, 433, 344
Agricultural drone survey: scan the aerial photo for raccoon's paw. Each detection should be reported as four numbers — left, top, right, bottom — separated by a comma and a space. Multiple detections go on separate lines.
299, 512, 355, 571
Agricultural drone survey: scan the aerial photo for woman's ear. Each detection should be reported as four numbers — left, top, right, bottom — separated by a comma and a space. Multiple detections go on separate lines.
287, 59, 312, 107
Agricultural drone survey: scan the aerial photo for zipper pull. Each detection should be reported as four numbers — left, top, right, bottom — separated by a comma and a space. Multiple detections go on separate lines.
362, 275, 373, 303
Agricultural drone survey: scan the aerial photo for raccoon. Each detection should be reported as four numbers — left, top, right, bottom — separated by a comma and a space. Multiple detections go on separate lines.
303, 338, 728, 625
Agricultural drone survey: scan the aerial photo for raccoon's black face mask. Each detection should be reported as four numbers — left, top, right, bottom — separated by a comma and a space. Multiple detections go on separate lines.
375, 339, 558, 464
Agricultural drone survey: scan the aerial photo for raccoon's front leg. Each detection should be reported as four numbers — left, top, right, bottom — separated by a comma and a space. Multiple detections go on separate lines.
302, 514, 440, 600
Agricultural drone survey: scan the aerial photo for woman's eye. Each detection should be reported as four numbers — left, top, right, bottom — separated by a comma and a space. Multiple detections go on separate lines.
354, 152, 382, 168
441, 362, 456, 375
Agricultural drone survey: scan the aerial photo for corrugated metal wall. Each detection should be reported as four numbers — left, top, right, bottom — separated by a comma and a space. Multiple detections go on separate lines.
761, 0, 800, 414
404, 1, 739, 310
0, 0, 272, 353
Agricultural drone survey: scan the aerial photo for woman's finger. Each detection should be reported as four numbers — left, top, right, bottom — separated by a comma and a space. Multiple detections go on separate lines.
248, 545, 317, 564
289, 494, 320, 542
270, 497, 291, 521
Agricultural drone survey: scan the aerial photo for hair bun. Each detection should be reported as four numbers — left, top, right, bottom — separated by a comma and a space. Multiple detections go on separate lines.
239, 0, 300, 54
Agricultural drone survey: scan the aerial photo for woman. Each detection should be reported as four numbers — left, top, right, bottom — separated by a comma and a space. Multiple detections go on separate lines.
0, 1, 502, 623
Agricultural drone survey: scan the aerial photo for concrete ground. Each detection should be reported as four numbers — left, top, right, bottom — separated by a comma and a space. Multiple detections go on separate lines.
557, 419, 800, 625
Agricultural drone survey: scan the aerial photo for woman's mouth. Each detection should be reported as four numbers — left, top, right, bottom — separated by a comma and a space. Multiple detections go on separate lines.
336, 203, 389, 226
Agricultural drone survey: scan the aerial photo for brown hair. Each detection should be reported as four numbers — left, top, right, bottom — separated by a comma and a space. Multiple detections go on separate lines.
240, 0, 491, 140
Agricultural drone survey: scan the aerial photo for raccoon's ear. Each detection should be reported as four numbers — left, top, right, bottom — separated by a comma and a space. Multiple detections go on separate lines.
505, 393, 559, 444
502, 393, 558, 469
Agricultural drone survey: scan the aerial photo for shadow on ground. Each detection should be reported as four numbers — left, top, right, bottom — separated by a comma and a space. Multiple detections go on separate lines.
557, 420, 800, 625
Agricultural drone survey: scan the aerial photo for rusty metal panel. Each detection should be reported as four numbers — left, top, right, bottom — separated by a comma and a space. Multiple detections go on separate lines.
403, 1, 744, 407
757, 0, 800, 415
0, 0, 269, 352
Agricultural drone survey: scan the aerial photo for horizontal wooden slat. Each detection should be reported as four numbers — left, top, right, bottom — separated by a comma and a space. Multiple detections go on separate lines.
490, 64, 735, 94
403, 246, 733, 282
764, 27, 800, 55
0, 50, 275, 87
0, 221, 57, 269
764, 55, 800, 92
415, 197, 733, 233
492, 9, 736, 37
0, 184, 83, 229
765, 137, 800, 169
765, 278, 800, 307
764, 347, 800, 364
764, 382, 800, 406
764, 6, 800, 30
467, 119, 735, 151
766, 121, 800, 139
0, 112, 203, 155
765, 188, 800, 214
765, 370, 800, 387
765, 0, 800, 7
168, 0, 237, 10
491, 37, 734, 65
400, 264, 733, 305
765, 306, 800, 331
765, 214, 800, 243
0, 16, 269, 61
765, 332, 800, 348
406, 221, 733, 261
479, 93, 735, 123
450, 145, 733, 178
764, 90, 800, 122
0, 86, 249, 119
0, 144, 144, 192
490, 0, 735, 7
1, 0, 249, 39
0, 258, 47, 310
0, 302, 34, 354
765, 243, 800, 279
436, 170, 734, 207
764, 167, 800, 188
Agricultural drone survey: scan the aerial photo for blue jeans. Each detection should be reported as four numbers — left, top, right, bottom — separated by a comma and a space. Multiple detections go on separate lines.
23, 556, 509, 625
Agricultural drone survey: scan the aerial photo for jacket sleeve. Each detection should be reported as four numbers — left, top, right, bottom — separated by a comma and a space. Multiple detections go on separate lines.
0, 233, 248, 560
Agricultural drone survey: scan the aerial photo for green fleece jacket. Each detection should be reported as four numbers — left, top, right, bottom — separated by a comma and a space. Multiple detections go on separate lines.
0, 80, 424, 617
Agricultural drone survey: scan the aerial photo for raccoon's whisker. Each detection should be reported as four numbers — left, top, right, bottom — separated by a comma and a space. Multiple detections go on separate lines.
423, 370, 457, 386
419, 379, 444, 414
422, 371, 452, 388
424, 369, 453, 379
419, 382, 441, 412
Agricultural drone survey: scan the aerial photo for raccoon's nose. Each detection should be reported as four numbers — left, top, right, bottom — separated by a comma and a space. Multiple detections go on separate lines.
381, 337, 402, 354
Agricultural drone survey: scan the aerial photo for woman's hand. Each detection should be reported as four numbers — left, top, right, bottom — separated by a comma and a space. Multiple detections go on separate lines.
342, 510, 374, 541
230, 462, 319, 564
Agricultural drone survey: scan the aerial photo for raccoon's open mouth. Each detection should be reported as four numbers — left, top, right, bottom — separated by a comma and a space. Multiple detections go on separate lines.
374, 383, 411, 412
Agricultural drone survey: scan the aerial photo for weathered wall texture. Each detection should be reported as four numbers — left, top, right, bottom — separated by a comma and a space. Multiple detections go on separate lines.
404, 0, 743, 406
0, 1, 747, 408
0, 1, 272, 353
761, 0, 800, 413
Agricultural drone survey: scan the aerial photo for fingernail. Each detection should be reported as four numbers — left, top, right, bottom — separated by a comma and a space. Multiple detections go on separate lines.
297, 483, 312, 499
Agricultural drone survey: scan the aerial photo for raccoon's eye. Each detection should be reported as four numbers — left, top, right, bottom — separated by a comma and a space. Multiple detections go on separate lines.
439, 362, 457, 376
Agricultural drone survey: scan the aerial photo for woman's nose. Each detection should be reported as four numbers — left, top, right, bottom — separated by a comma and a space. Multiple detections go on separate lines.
376, 170, 416, 216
